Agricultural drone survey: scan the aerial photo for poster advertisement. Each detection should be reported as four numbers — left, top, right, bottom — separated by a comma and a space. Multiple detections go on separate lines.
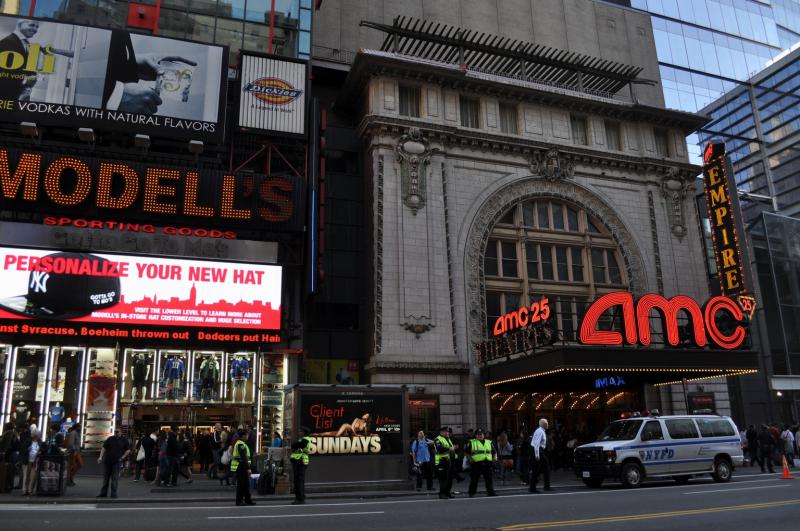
299, 392, 403, 455
0, 247, 282, 330
35, 366, 66, 401
84, 347, 116, 448
12, 365, 37, 400
0, 15, 227, 141
238, 53, 306, 135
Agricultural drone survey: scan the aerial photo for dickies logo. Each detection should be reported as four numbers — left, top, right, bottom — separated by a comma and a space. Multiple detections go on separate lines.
244, 77, 302, 105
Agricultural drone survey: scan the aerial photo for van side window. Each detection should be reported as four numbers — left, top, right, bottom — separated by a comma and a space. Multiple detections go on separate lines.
696, 419, 736, 437
665, 419, 699, 439
641, 421, 664, 441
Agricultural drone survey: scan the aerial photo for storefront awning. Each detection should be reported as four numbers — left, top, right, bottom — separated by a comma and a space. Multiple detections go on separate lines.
481, 345, 759, 392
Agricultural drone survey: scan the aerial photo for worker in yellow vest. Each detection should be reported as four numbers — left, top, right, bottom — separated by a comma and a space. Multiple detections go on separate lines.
290, 426, 313, 505
434, 426, 455, 499
231, 428, 255, 506
467, 428, 498, 497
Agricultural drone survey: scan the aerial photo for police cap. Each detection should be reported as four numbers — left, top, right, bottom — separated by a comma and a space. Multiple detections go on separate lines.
475, 428, 484, 435
439, 426, 449, 433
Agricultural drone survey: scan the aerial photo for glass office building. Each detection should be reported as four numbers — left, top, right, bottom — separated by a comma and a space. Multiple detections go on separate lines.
696, 45, 800, 421
8, 0, 312, 58
629, 0, 800, 163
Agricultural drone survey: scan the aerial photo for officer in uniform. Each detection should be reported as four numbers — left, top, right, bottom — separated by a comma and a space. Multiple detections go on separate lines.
434, 426, 455, 499
290, 426, 313, 505
467, 428, 497, 497
232, 428, 255, 506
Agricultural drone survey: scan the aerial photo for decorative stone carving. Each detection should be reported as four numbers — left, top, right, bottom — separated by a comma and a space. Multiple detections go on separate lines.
374, 155, 384, 356
660, 167, 692, 238
396, 127, 435, 214
530, 147, 575, 181
402, 317, 435, 339
465, 178, 648, 356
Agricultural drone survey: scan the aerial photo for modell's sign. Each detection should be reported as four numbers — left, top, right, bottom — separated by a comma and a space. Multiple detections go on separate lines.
0, 15, 227, 142
0, 246, 282, 330
0, 147, 304, 232
238, 53, 306, 135
299, 392, 403, 455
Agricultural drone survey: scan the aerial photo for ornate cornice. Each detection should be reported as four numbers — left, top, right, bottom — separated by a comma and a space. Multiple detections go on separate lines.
464, 178, 649, 356
360, 116, 700, 178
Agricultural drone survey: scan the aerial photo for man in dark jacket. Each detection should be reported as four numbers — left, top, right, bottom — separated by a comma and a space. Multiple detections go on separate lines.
164, 430, 180, 486
746, 425, 759, 468
758, 424, 776, 473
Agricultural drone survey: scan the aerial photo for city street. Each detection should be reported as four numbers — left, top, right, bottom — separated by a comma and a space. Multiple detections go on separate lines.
2, 473, 798, 530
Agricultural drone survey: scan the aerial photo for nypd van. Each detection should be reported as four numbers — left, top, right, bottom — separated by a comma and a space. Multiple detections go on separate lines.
574, 414, 743, 488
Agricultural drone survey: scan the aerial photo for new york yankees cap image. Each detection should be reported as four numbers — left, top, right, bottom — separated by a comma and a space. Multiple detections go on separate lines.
0, 252, 121, 319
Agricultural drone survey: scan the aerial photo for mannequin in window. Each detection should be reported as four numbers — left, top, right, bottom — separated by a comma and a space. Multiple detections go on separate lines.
230, 355, 250, 402
13, 401, 31, 429
199, 355, 220, 401
60, 417, 75, 434
162, 355, 185, 400
48, 401, 65, 427
131, 352, 151, 402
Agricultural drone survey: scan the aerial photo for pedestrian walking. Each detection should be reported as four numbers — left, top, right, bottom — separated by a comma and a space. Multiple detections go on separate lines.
21, 428, 41, 495
161, 430, 180, 487
434, 426, 455, 499
208, 423, 222, 479
410, 430, 434, 491
177, 431, 194, 484
758, 424, 776, 473
64, 423, 82, 486
232, 428, 255, 506
529, 418, 552, 493
97, 428, 130, 498
781, 424, 795, 468
467, 429, 497, 497
134, 431, 156, 482
497, 431, 514, 484
746, 425, 760, 468
290, 426, 312, 505
272, 431, 283, 448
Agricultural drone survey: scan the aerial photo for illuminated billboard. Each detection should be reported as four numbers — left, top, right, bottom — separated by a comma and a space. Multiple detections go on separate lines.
0, 15, 227, 141
0, 247, 281, 330
238, 53, 306, 136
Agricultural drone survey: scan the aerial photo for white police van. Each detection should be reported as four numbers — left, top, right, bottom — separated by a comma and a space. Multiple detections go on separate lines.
574, 414, 743, 488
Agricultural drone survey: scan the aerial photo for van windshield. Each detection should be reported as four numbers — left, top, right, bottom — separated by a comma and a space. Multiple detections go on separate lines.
597, 420, 643, 441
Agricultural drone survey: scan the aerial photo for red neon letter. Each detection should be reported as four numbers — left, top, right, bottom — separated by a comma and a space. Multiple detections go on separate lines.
579, 292, 637, 346
705, 296, 746, 350
518, 306, 529, 327
635, 294, 706, 347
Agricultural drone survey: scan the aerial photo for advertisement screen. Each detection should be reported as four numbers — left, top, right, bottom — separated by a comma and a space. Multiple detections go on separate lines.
299, 391, 403, 455
0, 247, 281, 330
0, 15, 227, 141
239, 53, 306, 135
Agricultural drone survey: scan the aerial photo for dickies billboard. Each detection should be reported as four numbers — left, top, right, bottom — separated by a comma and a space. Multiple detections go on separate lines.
0, 15, 227, 141
238, 52, 306, 136
0, 247, 281, 330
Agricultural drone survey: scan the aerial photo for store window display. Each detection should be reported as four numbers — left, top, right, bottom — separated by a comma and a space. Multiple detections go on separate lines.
9, 346, 47, 432
194, 352, 222, 401
123, 350, 155, 403
157, 351, 188, 401
227, 352, 253, 403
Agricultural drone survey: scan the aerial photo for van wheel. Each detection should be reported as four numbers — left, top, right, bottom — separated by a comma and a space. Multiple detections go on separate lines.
620, 462, 644, 488
673, 475, 691, 485
712, 458, 732, 482
582, 478, 604, 488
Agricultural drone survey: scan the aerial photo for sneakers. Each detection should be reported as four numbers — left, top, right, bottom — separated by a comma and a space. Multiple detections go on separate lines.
291, 500, 305, 505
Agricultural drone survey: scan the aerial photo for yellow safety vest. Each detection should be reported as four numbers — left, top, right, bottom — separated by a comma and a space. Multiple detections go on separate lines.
230, 440, 250, 472
470, 439, 493, 463
434, 435, 453, 466
290, 436, 313, 465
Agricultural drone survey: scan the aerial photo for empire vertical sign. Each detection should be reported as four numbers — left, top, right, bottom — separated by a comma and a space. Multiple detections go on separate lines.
702, 143, 748, 297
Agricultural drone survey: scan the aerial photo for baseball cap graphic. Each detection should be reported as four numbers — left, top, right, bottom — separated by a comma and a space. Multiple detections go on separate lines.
0, 252, 121, 319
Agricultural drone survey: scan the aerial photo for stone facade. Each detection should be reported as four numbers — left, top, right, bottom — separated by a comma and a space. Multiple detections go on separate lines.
349, 58, 729, 432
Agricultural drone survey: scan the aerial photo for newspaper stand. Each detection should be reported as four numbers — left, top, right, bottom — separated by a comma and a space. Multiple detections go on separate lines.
36, 453, 67, 496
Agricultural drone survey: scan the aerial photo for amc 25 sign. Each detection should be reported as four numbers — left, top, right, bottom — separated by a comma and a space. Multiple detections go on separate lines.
579, 292, 747, 350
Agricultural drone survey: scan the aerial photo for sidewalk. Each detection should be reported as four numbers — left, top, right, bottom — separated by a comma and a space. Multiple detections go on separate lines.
0, 464, 774, 505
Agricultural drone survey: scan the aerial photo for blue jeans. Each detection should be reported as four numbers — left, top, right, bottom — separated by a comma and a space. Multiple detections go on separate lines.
209, 449, 221, 477
100, 461, 121, 497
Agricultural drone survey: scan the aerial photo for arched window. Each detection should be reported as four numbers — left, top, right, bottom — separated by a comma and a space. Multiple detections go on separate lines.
483, 199, 628, 339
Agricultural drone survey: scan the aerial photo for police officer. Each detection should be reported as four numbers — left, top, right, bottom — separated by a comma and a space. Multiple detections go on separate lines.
232, 428, 255, 506
468, 428, 497, 497
434, 426, 455, 499
290, 426, 312, 505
